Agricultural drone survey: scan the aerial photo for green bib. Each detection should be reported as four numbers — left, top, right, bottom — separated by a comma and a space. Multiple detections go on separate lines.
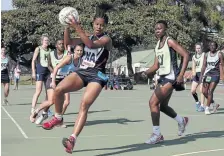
193, 52, 204, 73
50, 50, 68, 68
39, 46, 51, 67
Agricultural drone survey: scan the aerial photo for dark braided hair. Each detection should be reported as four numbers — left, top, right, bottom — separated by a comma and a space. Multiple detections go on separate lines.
93, 4, 113, 24
209, 41, 218, 49
156, 20, 168, 28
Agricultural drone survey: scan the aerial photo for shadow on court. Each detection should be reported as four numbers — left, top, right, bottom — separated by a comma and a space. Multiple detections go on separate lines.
64, 110, 110, 115
14, 103, 40, 106
214, 108, 224, 114
72, 130, 224, 156
65, 118, 144, 127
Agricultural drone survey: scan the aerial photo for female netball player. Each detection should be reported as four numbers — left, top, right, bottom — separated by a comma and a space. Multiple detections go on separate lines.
191, 43, 205, 112
1, 47, 11, 105
42, 5, 112, 153
31, 34, 51, 114
141, 20, 189, 144
200, 41, 223, 115
30, 40, 83, 124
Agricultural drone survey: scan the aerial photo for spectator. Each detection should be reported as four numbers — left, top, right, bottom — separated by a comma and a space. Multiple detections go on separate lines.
14, 64, 21, 90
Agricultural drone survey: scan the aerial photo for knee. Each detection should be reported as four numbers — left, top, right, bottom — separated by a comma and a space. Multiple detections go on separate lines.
149, 99, 158, 108
54, 86, 64, 96
207, 89, 214, 95
160, 105, 165, 112
191, 90, 196, 94
48, 100, 54, 106
63, 100, 70, 107
35, 88, 42, 96
202, 89, 207, 96
80, 101, 91, 113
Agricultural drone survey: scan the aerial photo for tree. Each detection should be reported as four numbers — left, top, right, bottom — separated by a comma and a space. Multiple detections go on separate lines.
2, 0, 224, 74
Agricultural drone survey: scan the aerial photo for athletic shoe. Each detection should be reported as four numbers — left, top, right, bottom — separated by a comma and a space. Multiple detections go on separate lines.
35, 114, 48, 125
195, 102, 200, 111
178, 117, 189, 136
205, 108, 211, 115
30, 111, 38, 123
42, 116, 63, 130
3, 99, 9, 105
212, 103, 220, 113
62, 136, 76, 154
197, 106, 205, 112
145, 133, 164, 144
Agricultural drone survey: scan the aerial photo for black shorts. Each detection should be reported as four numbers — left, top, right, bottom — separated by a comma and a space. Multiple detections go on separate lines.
203, 75, 220, 84
46, 77, 63, 90
75, 68, 108, 88
36, 72, 49, 82
1, 74, 10, 83
158, 77, 185, 91
192, 72, 201, 83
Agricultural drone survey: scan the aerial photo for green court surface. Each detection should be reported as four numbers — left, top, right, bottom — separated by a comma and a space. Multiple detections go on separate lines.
1, 85, 224, 156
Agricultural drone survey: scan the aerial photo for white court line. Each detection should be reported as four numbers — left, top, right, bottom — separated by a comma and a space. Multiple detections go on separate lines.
1, 106, 28, 139
214, 98, 224, 101
171, 148, 224, 156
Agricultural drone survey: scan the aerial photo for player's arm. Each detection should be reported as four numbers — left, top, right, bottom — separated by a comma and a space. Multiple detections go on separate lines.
32, 47, 40, 78
144, 55, 159, 78
192, 58, 196, 77
47, 54, 54, 73
68, 17, 112, 50
64, 27, 82, 49
17, 68, 21, 73
52, 55, 72, 82
199, 54, 207, 82
167, 39, 189, 78
64, 27, 91, 49
219, 52, 224, 80
75, 26, 111, 49
7, 57, 12, 74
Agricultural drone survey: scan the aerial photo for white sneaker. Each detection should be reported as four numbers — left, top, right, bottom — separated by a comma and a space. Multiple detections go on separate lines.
178, 117, 189, 136
205, 108, 211, 115
35, 114, 48, 125
212, 103, 220, 113
145, 133, 164, 144
3, 99, 9, 105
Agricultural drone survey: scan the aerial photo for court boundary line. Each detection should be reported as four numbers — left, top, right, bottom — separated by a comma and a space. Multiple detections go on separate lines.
171, 148, 224, 156
1, 106, 28, 139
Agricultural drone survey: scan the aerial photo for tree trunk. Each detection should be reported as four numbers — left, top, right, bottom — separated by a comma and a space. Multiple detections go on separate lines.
126, 49, 134, 76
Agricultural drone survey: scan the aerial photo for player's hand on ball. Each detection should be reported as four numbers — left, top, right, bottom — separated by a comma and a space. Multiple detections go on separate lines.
67, 15, 80, 25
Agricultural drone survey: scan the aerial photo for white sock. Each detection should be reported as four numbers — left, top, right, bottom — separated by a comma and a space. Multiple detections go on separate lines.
196, 101, 200, 105
55, 113, 62, 120
71, 134, 77, 140
201, 103, 204, 107
42, 111, 47, 115
153, 126, 160, 136
34, 109, 39, 114
31, 108, 35, 113
174, 115, 183, 124
205, 106, 209, 110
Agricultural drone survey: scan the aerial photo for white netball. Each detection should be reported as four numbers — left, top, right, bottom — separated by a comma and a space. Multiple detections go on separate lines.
59, 7, 79, 26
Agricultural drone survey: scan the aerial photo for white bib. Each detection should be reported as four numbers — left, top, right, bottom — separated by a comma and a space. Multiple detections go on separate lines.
155, 37, 171, 76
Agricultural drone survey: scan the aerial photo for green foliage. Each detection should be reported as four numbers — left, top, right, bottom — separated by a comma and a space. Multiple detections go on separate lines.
2, 0, 224, 72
